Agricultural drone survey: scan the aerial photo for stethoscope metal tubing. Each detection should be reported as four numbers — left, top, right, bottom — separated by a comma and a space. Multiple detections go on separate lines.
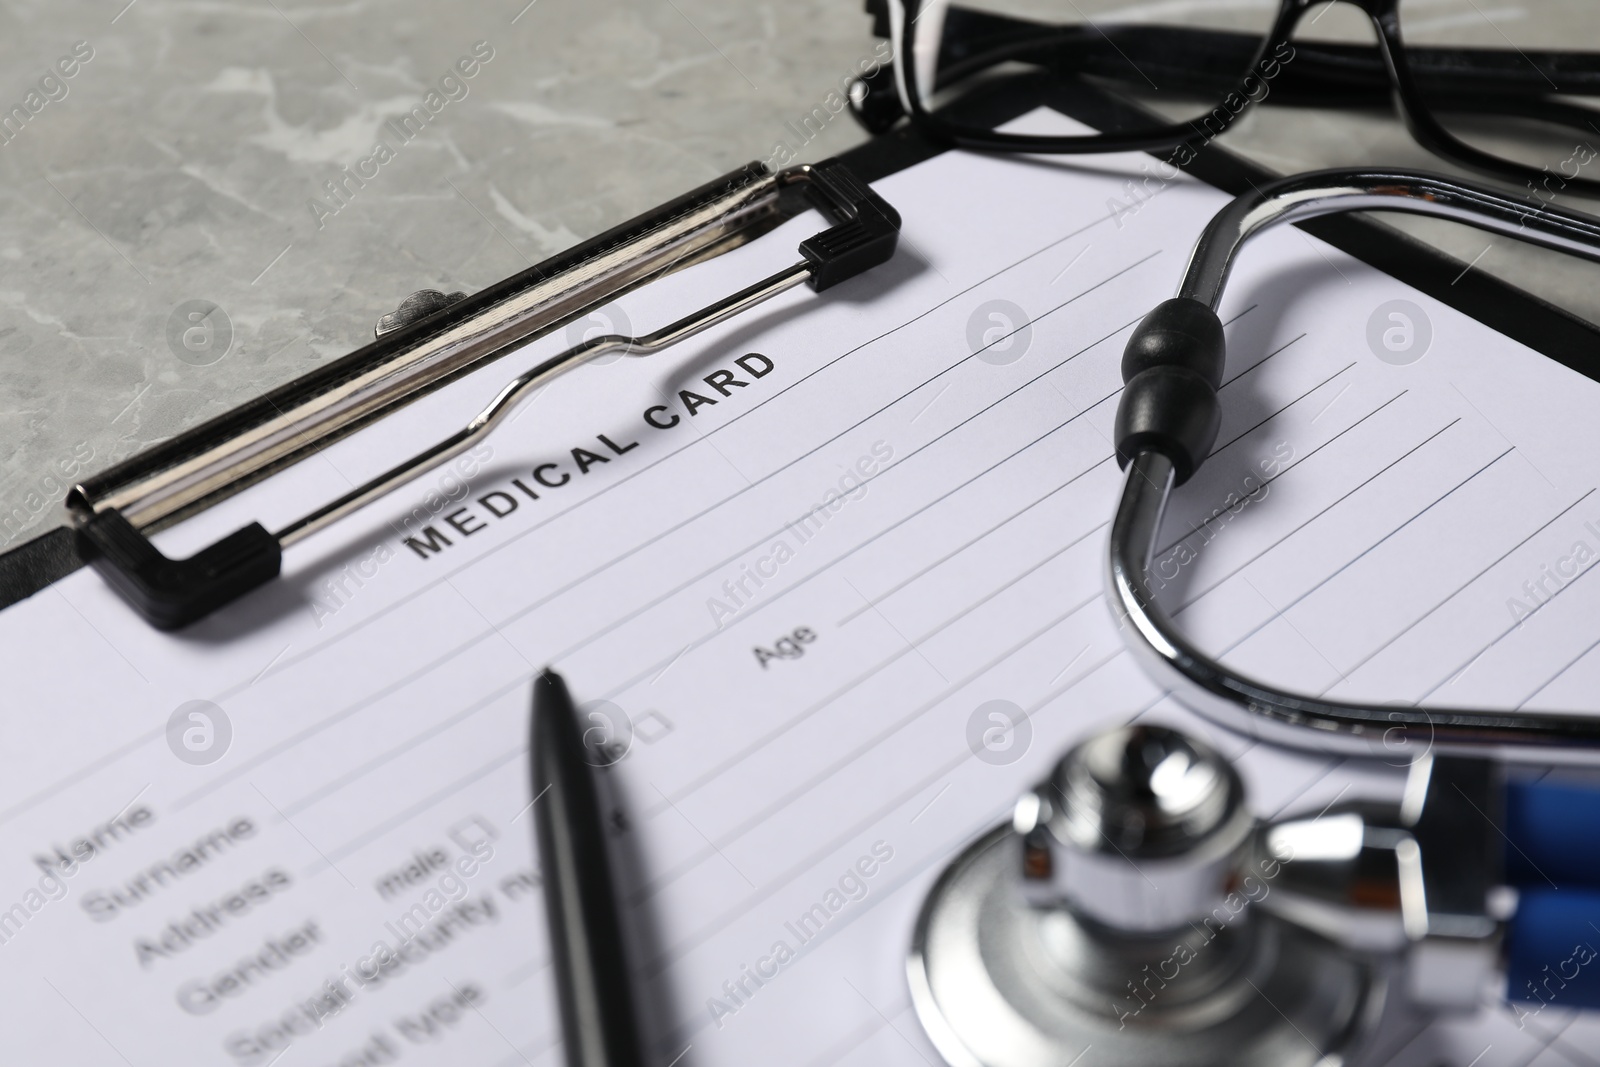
1111, 449, 1600, 763
1113, 167, 1600, 763
1179, 168, 1600, 310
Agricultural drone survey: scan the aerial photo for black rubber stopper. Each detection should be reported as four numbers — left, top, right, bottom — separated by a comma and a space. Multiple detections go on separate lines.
1114, 298, 1228, 484
1121, 297, 1226, 387
1115, 368, 1222, 485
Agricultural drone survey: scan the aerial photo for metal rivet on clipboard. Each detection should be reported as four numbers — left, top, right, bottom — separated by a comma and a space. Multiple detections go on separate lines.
376, 290, 466, 338
67, 161, 902, 630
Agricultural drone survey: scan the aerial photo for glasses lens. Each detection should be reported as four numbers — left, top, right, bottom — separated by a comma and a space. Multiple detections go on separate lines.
1398, 2, 1600, 182
903, 0, 1287, 133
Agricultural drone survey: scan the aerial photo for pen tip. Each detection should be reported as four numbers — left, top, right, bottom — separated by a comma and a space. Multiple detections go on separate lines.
532, 667, 570, 716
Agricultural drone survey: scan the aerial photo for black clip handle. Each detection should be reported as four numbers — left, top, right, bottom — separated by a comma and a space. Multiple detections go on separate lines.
76, 509, 281, 631
787, 160, 902, 292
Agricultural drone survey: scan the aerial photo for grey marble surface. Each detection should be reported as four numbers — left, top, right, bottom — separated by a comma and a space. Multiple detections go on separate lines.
1, 0, 1595, 552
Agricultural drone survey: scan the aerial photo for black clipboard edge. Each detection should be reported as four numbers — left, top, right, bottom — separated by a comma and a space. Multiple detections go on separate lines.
4, 72, 1597, 614
0, 527, 78, 611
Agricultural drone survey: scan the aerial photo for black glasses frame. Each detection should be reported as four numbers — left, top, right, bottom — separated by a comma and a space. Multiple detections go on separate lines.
857, 17, 1600, 120
887, 0, 1600, 196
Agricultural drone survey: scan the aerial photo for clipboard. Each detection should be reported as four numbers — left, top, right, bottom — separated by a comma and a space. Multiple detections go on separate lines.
5, 70, 1598, 628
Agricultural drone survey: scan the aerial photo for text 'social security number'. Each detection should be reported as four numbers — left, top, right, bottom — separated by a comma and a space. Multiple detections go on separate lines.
754, 627, 817, 670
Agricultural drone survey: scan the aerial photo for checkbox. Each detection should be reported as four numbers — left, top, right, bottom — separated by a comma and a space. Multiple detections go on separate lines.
635, 710, 675, 744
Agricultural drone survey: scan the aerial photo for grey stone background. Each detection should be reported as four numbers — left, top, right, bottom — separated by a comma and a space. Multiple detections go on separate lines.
1, 0, 1595, 552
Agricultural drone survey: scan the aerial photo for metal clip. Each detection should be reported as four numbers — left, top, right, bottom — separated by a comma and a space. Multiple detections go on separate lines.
70, 160, 901, 629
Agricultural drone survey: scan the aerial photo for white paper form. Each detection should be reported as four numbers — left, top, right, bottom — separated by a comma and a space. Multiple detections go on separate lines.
3, 109, 1600, 1067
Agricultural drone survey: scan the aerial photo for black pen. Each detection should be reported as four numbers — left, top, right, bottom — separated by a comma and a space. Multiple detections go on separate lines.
530, 668, 645, 1067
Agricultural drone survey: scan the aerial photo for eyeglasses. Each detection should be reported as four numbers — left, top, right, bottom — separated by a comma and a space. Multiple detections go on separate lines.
870, 0, 1600, 198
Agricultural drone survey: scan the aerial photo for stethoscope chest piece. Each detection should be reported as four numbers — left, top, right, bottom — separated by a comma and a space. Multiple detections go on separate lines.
908, 727, 1380, 1067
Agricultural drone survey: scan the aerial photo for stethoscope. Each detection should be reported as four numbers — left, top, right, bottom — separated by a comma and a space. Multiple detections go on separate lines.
910, 169, 1600, 1067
